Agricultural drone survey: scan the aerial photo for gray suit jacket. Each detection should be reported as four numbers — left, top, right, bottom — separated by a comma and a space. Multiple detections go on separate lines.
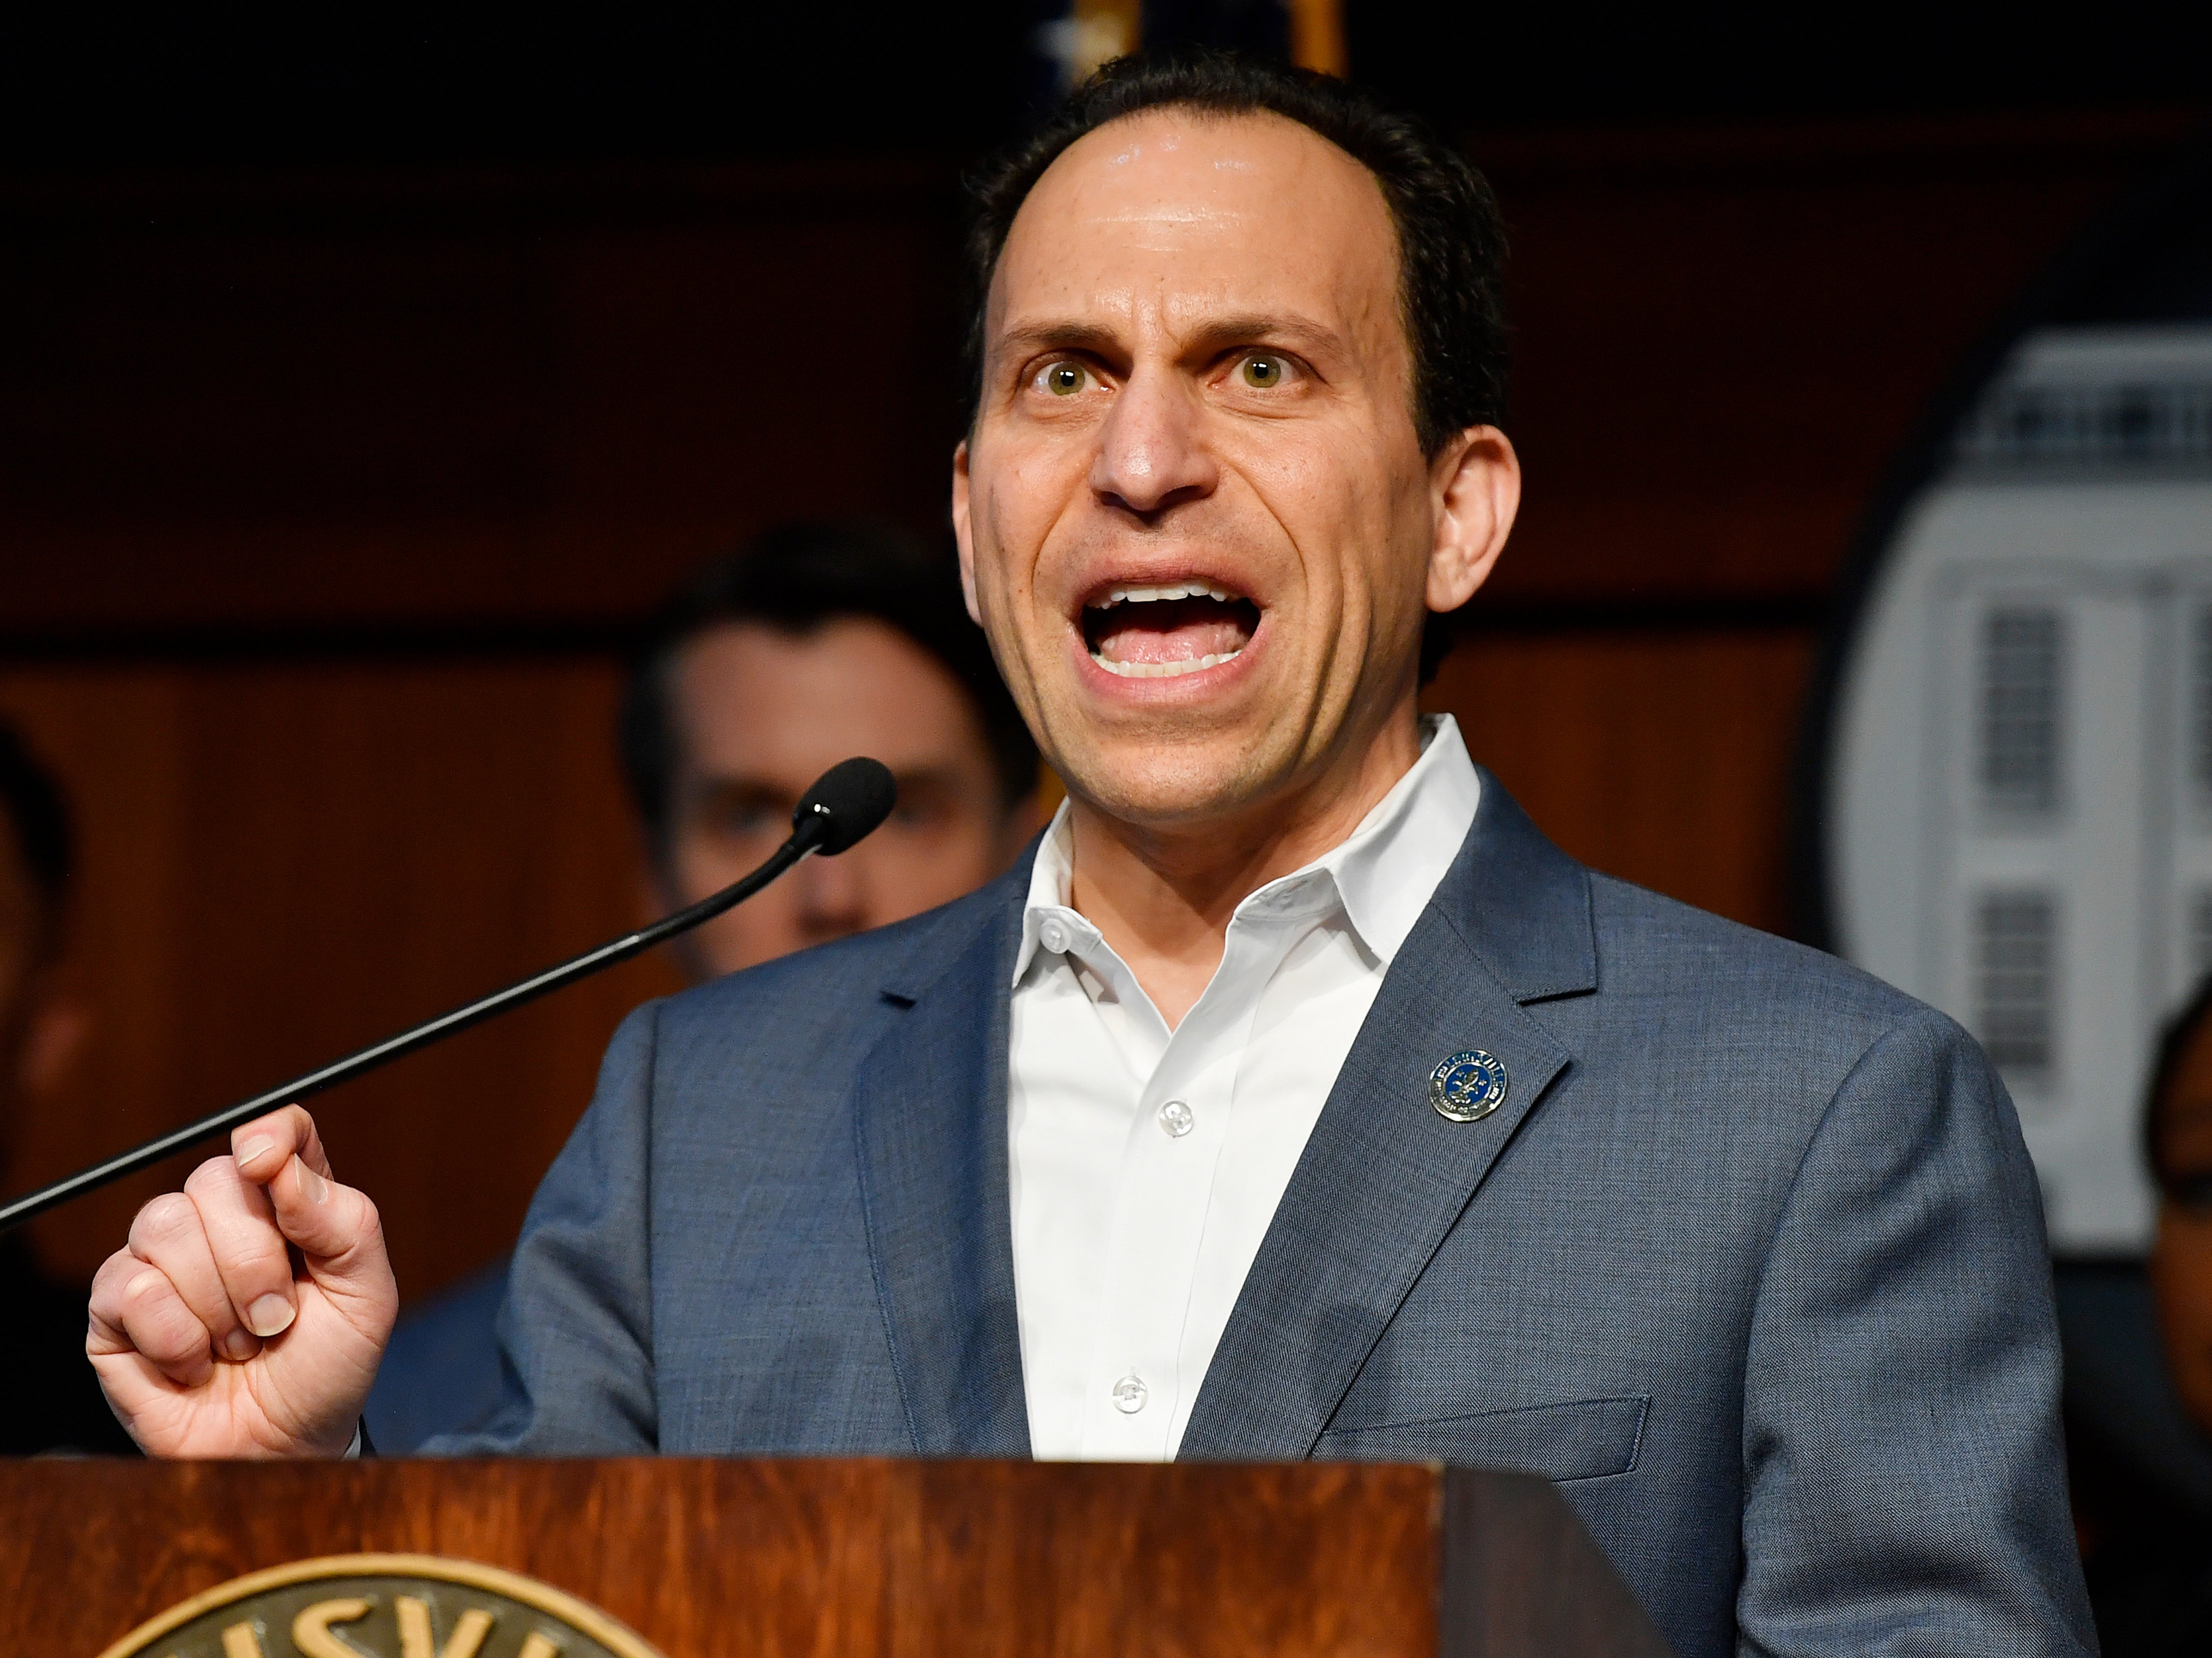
440, 774, 2095, 1657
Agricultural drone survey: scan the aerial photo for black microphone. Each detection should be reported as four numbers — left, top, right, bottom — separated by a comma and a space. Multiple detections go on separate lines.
0, 756, 897, 1234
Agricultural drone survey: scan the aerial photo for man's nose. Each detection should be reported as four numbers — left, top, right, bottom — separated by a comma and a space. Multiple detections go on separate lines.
794, 848, 872, 941
1089, 370, 1217, 517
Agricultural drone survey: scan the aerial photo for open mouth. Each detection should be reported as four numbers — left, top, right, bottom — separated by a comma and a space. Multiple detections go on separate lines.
1081, 581, 1261, 679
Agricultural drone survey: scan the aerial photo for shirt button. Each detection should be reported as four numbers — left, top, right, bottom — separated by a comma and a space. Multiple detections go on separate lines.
1039, 917, 1072, 954
1111, 1373, 1149, 1414
1157, 1099, 1195, 1138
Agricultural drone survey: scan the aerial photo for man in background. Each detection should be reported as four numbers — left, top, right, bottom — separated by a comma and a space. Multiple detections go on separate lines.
0, 720, 127, 1456
2068, 978, 2212, 1655
365, 522, 1041, 1448
619, 520, 1042, 982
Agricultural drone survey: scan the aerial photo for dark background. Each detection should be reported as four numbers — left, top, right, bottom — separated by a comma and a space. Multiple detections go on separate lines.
5, 5, 2210, 166
1, 3, 2206, 1304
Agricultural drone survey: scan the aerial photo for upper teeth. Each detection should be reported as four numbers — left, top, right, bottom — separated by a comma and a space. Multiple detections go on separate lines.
1093, 581, 1239, 607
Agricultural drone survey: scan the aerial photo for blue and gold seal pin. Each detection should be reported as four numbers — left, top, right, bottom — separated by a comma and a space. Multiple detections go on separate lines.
1429, 1050, 1508, 1123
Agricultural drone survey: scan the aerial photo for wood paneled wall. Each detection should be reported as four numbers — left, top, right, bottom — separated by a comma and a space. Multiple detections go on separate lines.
0, 665, 682, 1292
1429, 628, 1816, 932
0, 114, 2194, 1300
1474, 113, 2192, 611
0, 163, 968, 635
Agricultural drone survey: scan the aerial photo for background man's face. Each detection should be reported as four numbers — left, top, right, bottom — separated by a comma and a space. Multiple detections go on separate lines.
654, 618, 1025, 979
955, 108, 1441, 830
0, 829, 40, 1170
2154, 1017, 2212, 1437
0, 824, 82, 1179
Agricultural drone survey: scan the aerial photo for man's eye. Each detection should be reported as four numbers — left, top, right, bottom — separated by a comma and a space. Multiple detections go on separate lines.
1043, 362, 1088, 396
1241, 353, 1288, 388
2169, 1173, 2212, 1215
697, 798, 780, 836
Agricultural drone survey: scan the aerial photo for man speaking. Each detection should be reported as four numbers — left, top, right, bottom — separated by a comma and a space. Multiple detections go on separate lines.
85, 53, 2093, 1656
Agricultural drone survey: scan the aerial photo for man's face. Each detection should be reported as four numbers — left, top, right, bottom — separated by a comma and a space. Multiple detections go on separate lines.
0, 831, 41, 1155
0, 823, 83, 1173
2154, 1018, 2212, 1436
652, 619, 1027, 981
955, 108, 1509, 831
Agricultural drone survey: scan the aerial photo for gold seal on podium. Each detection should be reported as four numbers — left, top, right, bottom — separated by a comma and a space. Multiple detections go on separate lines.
97, 1553, 667, 1658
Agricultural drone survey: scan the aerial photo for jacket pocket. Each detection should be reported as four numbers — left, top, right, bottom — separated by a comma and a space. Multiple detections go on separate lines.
1312, 1394, 1649, 1482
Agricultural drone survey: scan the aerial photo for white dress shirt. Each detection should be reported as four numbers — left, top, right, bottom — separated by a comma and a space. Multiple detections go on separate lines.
1006, 714, 1483, 1460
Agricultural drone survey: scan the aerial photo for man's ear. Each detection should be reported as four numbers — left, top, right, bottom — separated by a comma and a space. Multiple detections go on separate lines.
633, 822, 681, 926
1426, 424, 1521, 615
952, 441, 983, 626
19, 991, 88, 1098
635, 864, 672, 931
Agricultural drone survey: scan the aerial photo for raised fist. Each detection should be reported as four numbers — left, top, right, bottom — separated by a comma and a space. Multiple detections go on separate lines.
86, 1105, 396, 1457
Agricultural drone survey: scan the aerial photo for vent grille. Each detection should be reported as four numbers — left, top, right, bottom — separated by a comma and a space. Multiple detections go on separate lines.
1980, 607, 2063, 816
1958, 379, 2212, 469
1977, 890, 2057, 1085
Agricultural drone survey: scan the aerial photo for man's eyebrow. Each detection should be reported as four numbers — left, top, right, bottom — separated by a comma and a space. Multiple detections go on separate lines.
684, 774, 788, 806
992, 313, 1346, 367
992, 320, 1125, 362
1176, 312, 1344, 359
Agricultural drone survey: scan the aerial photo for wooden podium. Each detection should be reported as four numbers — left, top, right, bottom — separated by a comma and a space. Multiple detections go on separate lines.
3, 1458, 1672, 1656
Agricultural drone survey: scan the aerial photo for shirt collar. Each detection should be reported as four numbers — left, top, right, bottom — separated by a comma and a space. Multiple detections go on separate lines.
1012, 714, 1482, 986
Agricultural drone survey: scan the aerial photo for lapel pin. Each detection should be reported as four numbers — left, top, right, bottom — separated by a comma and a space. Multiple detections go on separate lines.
1430, 1049, 1508, 1123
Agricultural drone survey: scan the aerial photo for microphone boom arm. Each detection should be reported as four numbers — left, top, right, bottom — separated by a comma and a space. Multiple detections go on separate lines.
0, 759, 894, 1235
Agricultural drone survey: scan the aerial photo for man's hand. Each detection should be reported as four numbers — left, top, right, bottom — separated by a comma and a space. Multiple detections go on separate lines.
86, 1106, 396, 1458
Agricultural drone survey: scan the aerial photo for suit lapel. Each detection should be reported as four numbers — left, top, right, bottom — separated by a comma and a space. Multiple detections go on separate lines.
852, 866, 1032, 1457
1178, 774, 1595, 1461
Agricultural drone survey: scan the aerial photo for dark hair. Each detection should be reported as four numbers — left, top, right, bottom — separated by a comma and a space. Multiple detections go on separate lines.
617, 522, 1038, 861
962, 50, 1511, 683
2146, 973, 2212, 1192
0, 719, 73, 953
